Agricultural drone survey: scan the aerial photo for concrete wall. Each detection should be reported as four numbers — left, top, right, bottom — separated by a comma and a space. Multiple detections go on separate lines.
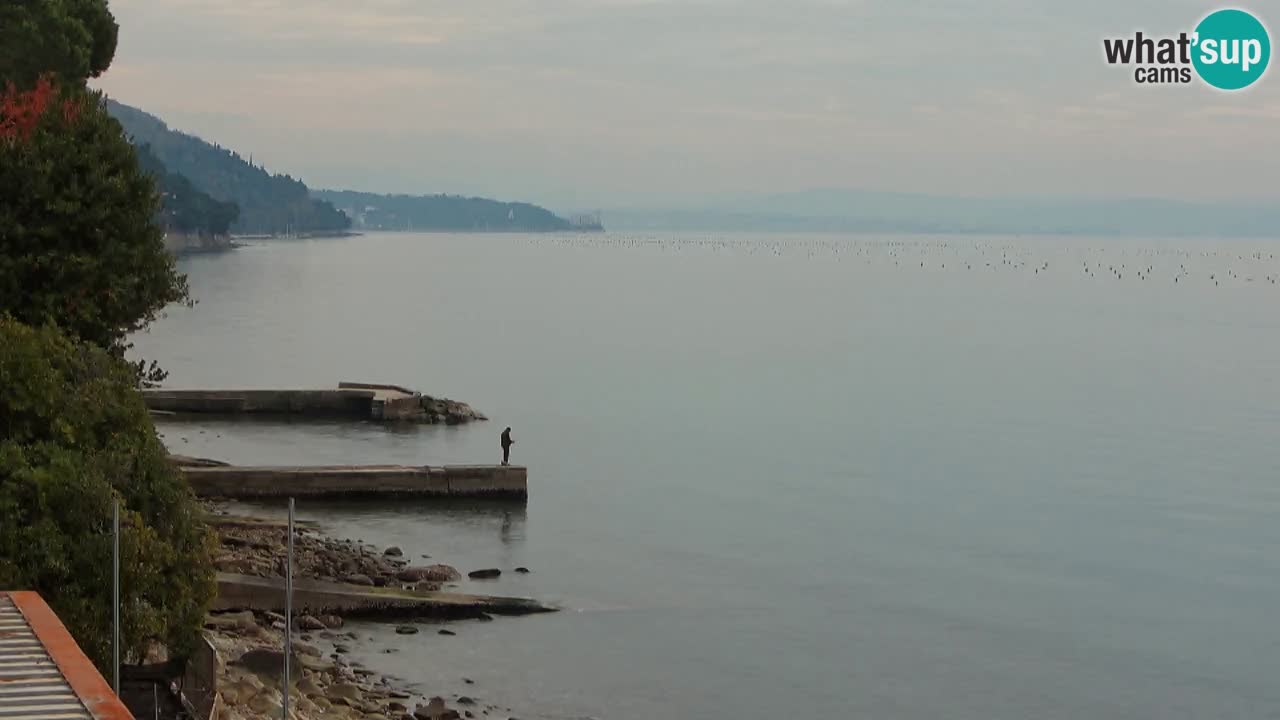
377, 395, 428, 420
338, 381, 417, 395
213, 573, 553, 618
183, 464, 527, 499
143, 389, 376, 417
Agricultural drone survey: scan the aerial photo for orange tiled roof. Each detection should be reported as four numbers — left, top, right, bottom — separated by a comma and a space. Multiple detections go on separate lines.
0, 592, 134, 720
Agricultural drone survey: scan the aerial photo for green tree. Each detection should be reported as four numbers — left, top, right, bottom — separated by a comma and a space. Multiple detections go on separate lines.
1, 0, 187, 380
0, 0, 118, 87
0, 0, 213, 675
0, 318, 215, 669
0, 82, 189, 373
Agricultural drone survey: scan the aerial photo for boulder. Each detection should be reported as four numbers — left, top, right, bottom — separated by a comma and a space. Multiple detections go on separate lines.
297, 675, 325, 697
344, 573, 375, 586
297, 654, 337, 673
467, 568, 501, 580
395, 625, 419, 635
220, 678, 261, 705
295, 642, 323, 658
384, 546, 403, 557
414, 696, 462, 720
247, 691, 282, 716
328, 682, 365, 703
233, 648, 291, 679
297, 615, 327, 631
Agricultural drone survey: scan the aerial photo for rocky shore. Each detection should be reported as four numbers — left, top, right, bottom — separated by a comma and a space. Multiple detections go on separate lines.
205, 508, 529, 720
416, 395, 488, 425
212, 514, 461, 590
205, 609, 518, 720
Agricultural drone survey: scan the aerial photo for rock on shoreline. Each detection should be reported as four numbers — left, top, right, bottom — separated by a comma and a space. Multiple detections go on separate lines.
206, 609, 487, 720
204, 507, 528, 719
419, 395, 487, 425
210, 514, 456, 592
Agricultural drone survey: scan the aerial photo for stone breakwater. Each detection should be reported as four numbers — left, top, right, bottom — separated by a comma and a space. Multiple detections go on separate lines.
205, 510, 543, 720
143, 383, 487, 424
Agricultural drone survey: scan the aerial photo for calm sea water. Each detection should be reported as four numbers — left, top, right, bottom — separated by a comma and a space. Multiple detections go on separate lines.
135, 232, 1280, 720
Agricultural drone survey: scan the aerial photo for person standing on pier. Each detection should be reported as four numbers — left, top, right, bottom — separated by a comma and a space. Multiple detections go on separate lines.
501, 427, 514, 466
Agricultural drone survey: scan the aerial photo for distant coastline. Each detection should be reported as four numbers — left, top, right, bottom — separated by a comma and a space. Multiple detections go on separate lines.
164, 230, 240, 255
232, 230, 364, 240
315, 189, 604, 233
108, 100, 609, 238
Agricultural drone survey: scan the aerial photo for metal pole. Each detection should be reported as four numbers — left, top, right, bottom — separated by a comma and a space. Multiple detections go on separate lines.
283, 498, 294, 719
112, 499, 120, 695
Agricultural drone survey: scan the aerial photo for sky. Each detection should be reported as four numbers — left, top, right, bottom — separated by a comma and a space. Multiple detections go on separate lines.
93, 0, 1280, 210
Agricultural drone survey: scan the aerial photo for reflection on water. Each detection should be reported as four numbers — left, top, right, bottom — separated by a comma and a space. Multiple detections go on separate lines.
138, 233, 1280, 720
220, 495, 527, 526
157, 416, 496, 468
160, 414, 453, 439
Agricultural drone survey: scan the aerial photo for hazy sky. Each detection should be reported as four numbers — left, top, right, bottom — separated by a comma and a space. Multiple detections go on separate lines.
94, 0, 1279, 209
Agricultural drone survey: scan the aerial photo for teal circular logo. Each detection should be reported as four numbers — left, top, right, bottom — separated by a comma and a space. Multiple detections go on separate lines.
1192, 9, 1271, 90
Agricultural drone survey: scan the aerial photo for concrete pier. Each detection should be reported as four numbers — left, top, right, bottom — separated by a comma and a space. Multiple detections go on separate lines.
143, 382, 485, 423
182, 464, 527, 499
213, 573, 554, 618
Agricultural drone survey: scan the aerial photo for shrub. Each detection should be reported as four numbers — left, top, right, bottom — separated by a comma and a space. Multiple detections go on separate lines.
0, 318, 215, 669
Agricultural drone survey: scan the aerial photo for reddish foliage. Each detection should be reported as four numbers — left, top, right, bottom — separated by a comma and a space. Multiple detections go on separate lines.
0, 76, 65, 144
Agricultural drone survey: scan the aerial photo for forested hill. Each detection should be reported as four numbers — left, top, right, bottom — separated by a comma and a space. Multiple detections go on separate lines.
134, 144, 239, 236
106, 100, 350, 235
314, 190, 593, 232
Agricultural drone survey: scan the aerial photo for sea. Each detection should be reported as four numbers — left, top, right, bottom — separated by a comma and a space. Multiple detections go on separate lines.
133, 231, 1280, 720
